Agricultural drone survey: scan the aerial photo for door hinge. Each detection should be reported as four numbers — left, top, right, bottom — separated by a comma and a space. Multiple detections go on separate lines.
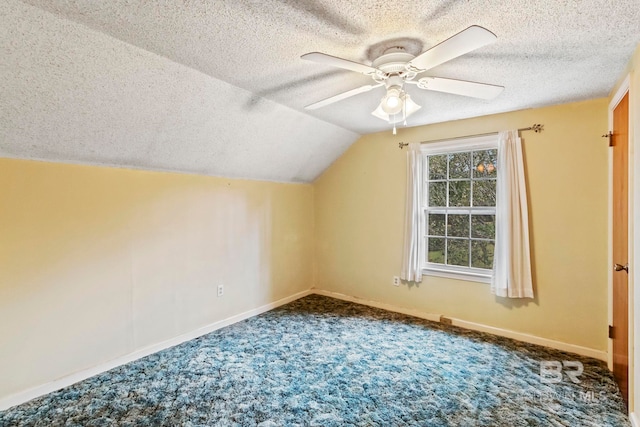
602, 131, 613, 147
609, 325, 615, 339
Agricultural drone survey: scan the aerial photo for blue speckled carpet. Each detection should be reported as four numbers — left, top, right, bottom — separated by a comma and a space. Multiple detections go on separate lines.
0, 295, 629, 426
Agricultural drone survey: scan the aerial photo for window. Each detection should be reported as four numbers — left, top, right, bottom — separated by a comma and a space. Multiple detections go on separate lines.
421, 135, 498, 283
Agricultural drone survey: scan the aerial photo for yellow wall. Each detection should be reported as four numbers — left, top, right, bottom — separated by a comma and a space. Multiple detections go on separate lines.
314, 98, 609, 351
0, 97, 613, 401
0, 159, 314, 398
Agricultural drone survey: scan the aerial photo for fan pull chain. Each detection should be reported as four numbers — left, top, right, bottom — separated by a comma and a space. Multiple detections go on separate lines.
403, 96, 407, 126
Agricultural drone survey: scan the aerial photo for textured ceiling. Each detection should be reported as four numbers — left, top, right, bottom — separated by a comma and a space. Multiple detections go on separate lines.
2, 0, 640, 182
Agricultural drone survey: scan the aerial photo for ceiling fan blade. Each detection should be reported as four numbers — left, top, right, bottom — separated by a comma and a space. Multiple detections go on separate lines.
414, 77, 504, 100
304, 84, 383, 110
407, 26, 497, 72
301, 52, 378, 75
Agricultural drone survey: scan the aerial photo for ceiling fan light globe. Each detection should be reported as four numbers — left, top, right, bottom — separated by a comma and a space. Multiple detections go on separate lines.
371, 103, 389, 121
386, 96, 400, 109
382, 104, 403, 115
379, 86, 403, 115
403, 94, 421, 118
373, 92, 422, 124
382, 97, 403, 115
371, 104, 404, 124
381, 87, 404, 115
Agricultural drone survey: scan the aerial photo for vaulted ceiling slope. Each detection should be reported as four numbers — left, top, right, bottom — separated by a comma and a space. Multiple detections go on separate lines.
2, 1, 640, 182
0, 0, 358, 183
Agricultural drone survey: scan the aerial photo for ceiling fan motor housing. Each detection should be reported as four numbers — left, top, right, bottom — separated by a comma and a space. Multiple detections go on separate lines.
372, 52, 416, 79
384, 75, 404, 89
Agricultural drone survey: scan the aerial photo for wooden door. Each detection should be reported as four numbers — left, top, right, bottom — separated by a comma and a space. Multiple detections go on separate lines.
612, 92, 629, 406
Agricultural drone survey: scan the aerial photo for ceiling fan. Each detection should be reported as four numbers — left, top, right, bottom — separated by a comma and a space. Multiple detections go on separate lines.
301, 26, 504, 132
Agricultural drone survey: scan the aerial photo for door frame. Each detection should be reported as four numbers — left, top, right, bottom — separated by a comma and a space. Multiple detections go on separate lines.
608, 74, 632, 410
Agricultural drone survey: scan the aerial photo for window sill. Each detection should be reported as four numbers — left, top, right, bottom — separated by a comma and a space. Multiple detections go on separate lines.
422, 267, 491, 284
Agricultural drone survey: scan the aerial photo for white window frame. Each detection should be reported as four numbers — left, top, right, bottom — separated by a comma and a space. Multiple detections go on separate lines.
420, 134, 499, 283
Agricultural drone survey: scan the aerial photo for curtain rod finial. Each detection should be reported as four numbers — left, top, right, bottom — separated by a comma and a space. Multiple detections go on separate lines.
532, 124, 544, 133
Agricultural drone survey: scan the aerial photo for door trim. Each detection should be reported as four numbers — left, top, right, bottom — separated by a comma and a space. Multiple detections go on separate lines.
608, 75, 630, 371
607, 74, 638, 418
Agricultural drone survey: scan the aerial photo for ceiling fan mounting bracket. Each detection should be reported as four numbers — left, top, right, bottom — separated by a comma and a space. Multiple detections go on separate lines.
366, 37, 424, 62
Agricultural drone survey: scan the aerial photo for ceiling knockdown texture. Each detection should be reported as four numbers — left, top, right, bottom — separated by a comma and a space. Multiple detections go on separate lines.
2, 0, 640, 182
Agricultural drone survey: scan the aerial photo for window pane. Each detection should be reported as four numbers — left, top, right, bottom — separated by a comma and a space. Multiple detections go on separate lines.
471, 240, 495, 269
473, 180, 496, 207
471, 215, 495, 239
428, 213, 446, 236
427, 237, 445, 264
447, 239, 469, 266
448, 152, 471, 179
473, 149, 498, 178
447, 214, 469, 237
449, 181, 470, 207
428, 155, 447, 180
422, 143, 499, 276
429, 182, 447, 207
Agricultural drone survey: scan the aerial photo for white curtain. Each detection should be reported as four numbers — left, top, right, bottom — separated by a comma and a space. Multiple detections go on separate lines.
491, 130, 534, 298
401, 142, 423, 282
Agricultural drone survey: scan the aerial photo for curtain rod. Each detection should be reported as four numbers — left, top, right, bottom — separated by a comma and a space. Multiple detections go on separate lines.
398, 123, 544, 149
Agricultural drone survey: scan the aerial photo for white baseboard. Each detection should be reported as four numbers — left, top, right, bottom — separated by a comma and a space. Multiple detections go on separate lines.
312, 289, 442, 323
631, 412, 639, 427
450, 318, 607, 361
0, 289, 312, 411
0, 288, 609, 411
313, 289, 607, 362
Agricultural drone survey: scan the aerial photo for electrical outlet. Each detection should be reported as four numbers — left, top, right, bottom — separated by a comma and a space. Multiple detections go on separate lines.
392, 276, 400, 286
217, 284, 224, 297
